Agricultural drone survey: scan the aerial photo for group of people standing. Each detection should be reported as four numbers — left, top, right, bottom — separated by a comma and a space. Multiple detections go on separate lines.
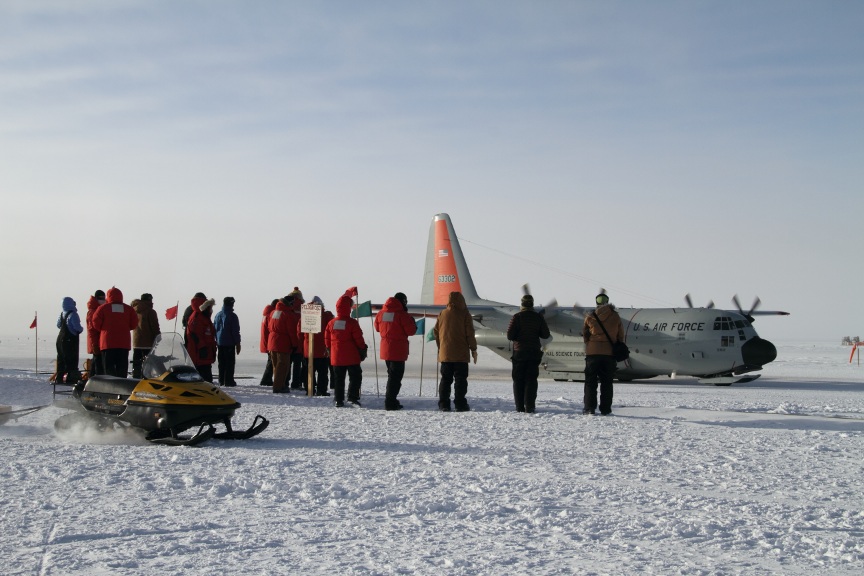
55, 287, 140, 384
55, 288, 241, 387
55, 285, 623, 416
180, 292, 242, 386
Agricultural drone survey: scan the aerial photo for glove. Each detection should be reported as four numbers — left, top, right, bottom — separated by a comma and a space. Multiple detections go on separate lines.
359, 347, 368, 361
471, 349, 478, 364
235, 343, 241, 355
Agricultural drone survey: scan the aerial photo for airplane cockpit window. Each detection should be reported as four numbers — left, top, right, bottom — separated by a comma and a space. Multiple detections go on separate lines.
713, 316, 736, 331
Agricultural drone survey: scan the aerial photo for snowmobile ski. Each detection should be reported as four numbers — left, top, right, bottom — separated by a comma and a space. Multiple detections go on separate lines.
212, 414, 270, 440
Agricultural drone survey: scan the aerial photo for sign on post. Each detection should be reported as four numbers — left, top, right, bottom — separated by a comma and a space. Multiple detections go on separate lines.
300, 304, 322, 396
301, 304, 322, 334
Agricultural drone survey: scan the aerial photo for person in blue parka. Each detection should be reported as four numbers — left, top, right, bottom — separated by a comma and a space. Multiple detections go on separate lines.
214, 297, 241, 387
56, 296, 84, 384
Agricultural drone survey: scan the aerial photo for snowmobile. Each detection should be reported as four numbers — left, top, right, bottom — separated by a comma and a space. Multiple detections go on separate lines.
54, 333, 268, 446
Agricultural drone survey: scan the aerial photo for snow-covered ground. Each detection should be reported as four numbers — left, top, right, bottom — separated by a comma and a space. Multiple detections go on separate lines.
1, 342, 863, 575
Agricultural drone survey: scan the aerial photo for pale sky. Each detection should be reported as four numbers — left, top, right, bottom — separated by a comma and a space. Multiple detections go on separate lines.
1, 1, 861, 343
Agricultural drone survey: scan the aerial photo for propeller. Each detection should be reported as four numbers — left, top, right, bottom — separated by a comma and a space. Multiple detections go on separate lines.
540, 297, 559, 319
521, 284, 557, 317
732, 294, 761, 323
684, 294, 715, 309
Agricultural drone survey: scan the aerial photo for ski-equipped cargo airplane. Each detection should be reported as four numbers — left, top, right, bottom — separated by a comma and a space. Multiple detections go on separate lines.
410, 213, 788, 385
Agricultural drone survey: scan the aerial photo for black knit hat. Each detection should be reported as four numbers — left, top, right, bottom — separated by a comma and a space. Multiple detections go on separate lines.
194, 292, 206, 299
521, 294, 534, 307
94, 289, 105, 299
394, 292, 408, 307
140, 293, 153, 301
224, 296, 235, 307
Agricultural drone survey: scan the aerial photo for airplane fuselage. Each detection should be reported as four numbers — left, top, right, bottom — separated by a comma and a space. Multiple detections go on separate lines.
474, 306, 777, 382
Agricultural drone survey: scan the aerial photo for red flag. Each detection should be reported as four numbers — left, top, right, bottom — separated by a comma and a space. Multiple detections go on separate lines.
165, 305, 179, 320
29, 316, 37, 329
347, 286, 358, 297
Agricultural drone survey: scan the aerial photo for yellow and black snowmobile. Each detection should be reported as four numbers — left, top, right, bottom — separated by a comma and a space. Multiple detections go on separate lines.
55, 333, 268, 446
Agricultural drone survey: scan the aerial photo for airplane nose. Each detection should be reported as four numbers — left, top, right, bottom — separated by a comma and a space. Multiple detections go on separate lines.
741, 337, 777, 368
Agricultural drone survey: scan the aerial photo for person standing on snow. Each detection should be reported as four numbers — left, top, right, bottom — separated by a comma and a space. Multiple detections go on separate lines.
268, 295, 299, 394
298, 296, 334, 396
56, 296, 84, 384
86, 289, 106, 376
581, 292, 624, 416
182, 291, 206, 344
214, 296, 242, 387
325, 289, 368, 407
506, 293, 550, 413
186, 296, 218, 383
286, 287, 305, 390
92, 287, 139, 378
131, 293, 160, 379
433, 291, 477, 412
259, 298, 278, 387
374, 292, 418, 411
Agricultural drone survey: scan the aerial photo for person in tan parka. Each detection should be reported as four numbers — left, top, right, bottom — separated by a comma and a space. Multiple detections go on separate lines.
433, 291, 477, 411
132, 293, 161, 378
581, 292, 624, 415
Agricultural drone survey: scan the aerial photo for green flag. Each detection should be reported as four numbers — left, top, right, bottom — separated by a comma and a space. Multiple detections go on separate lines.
425, 327, 436, 342
352, 300, 372, 318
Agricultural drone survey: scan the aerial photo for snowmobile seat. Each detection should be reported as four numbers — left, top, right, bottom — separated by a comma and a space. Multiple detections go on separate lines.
84, 375, 140, 397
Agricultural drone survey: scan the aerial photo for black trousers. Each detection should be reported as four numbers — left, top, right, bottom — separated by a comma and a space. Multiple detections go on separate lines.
385, 360, 405, 406
217, 345, 237, 385
196, 363, 214, 383
299, 357, 330, 394
260, 354, 274, 386
102, 348, 130, 378
55, 334, 80, 383
132, 348, 149, 379
90, 353, 104, 376
439, 362, 469, 409
332, 364, 362, 403
288, 352, 305, 388
512, 349, 542, 412
584, 355, 616, 414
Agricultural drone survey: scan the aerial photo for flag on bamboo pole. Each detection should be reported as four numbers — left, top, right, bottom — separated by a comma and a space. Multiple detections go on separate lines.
426, 328, 436, 342
414, 318, 425, 335
165, 305, 179, 320
351, 300, 372, 318
29, 316, 37, 329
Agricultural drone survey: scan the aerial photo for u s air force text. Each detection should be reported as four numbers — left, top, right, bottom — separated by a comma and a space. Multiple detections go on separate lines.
632, 322, 706, 332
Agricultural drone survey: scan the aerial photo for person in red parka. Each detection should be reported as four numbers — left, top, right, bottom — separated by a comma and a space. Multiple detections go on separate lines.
374, 292, 418, 411
286, 287, 305, 390
186, 297, 218, 383
297, 296, 335, 396
86, 289, 106, 376
267, 295, 299, 394
92, 287, 139, 378
259, 299, 278, 387
325, 289, 368, 407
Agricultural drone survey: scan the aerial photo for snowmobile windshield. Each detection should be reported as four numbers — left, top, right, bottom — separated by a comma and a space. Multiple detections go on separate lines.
142, 333, 204, 382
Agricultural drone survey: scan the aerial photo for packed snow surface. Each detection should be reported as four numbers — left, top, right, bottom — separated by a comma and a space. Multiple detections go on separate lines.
1, 342, 863, 575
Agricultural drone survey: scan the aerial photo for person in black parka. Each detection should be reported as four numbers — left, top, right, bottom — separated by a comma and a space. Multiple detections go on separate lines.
506, 294, 550, 413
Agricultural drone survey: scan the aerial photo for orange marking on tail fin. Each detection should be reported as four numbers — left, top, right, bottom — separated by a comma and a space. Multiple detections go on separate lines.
433, 219, 462, 305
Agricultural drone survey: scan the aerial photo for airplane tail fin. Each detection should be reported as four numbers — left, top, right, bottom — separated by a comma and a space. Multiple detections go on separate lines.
420, 213, 482, 305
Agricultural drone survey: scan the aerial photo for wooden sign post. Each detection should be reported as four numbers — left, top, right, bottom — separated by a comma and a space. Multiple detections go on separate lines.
300, 304, 322, 396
